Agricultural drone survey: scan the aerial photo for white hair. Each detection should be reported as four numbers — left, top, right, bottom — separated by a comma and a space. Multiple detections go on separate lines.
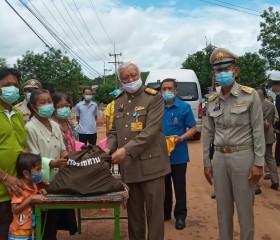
117, 62, 140, 78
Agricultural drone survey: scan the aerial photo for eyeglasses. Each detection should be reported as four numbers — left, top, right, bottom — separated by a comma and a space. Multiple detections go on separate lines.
120, 73, 139, 83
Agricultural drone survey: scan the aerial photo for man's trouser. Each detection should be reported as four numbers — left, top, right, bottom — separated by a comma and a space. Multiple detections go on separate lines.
212, 148, 255, 240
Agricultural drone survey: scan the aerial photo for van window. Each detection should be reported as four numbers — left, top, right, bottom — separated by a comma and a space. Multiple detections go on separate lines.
147, 82, 198, 101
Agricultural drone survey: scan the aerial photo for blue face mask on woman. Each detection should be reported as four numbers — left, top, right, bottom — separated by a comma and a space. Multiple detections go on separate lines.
215, 71, 235, 87
37, 104, 55, 118
0, 86, 20, 105
162, 91, 175, 102
30, 172, 43, 184
57, 107, 71, 119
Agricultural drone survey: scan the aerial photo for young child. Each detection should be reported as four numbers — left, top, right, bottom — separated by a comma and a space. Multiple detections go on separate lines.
9, 153, 46, 240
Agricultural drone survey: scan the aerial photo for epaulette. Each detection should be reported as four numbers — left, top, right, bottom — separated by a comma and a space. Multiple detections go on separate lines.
241, 86, 253, 94
114, 90, 125, 99
208, 93, 218, 102
145, 87, 158, 95
14, 102, 22, 108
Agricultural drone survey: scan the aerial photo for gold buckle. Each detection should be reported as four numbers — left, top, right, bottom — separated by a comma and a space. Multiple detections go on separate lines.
222, 147, 232, 153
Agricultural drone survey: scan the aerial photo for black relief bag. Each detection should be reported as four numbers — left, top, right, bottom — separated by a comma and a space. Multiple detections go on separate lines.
45, 145, 124, 195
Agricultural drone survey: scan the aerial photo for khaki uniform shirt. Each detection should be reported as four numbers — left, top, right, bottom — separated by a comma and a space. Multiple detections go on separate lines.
262, 99, 276, 144
106, 85, 171, 183
203, 82, 265, 167
15, 99, 30, 123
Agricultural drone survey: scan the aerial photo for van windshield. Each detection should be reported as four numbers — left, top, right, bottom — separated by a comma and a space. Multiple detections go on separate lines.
146, 82, 198, 101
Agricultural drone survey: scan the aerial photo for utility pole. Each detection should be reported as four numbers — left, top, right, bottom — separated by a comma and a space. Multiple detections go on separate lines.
103, 62, 112, 84
109, 43, 122, 88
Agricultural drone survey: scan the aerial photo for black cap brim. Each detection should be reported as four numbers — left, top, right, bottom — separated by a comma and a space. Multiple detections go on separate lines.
213, 60, 235, 70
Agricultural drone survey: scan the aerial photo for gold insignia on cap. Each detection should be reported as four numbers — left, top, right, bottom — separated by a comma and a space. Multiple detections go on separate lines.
31, 80, 36, 86
216, 51, 224, 61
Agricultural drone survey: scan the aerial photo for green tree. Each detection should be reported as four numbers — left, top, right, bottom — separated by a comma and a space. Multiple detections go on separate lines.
181, 44, 216, 95
236, 52, 269, 87
258, 7, 280, 71
16, 48, 87, 103
0, 58, 8, 68
94, 84, 115, 104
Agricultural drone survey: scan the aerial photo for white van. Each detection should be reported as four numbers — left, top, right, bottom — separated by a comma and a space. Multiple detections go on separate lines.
145, 69, 203, 140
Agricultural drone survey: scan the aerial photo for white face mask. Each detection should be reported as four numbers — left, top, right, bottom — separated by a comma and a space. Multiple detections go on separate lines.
122, 79, 142, 93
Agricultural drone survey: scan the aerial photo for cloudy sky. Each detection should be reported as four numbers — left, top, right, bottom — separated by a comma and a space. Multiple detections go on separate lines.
0, 0, 279, 78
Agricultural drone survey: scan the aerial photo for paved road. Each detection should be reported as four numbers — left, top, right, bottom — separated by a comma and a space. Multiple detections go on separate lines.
58, 126, 280, 240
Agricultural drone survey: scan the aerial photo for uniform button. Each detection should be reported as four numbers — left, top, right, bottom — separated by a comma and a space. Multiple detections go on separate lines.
149, 155, 152, 158
125, 125, 128, 127
54, 145, 57, 148
124, 137, 127, 140
127, 112, 130, 115
128, 100, 131, 103
116, 116, 120, 118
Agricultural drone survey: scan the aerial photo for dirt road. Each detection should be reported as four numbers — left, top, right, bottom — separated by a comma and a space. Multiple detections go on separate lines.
58, 126, 280, 240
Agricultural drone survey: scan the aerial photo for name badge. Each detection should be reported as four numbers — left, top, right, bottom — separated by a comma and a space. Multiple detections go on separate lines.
131, 122, 143, 132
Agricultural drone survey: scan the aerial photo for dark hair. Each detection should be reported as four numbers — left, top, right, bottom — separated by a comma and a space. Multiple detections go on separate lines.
83, 87, 92, 94
27, 89, 50, 119
255, 87, 267, 98
0, 67, 21, 82
160, 78, 177, 89
51, 92, 72, 108
16, 153, 41, 178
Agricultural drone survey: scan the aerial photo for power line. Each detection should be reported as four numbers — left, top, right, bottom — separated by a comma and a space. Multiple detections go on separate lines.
214, 0, 262, 14
49, 0, 102, 63
4, 0, 51, 48
89, 0, 114, 47
72, 0, 110, 61
19, 0, 102, 77
198, 0, 260, 16
63, 0, 109, 63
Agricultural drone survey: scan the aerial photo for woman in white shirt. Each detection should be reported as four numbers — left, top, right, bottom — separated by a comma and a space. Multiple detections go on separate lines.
26, 89, 77, 239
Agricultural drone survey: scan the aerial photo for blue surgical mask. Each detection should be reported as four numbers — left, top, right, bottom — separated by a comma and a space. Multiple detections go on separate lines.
37, 104, 55, 118
26, 92, 31, 102
0, 86, 20, 105
122, 79, 142, 93
162, 91, 175, 102
30, 172, 43, 184
84, 95, 92, 101
215, 71, 235, 87
57, 107, 71, 119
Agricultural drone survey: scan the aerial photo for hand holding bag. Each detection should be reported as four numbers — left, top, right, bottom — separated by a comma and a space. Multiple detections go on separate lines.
45, 145, 124, 195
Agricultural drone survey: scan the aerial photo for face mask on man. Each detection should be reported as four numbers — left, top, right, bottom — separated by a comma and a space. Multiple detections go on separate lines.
84, 95, 92, 101
162, 91, 175, 102
122, 79, 142, 93
57, 107, 71, 119
0, 86, 20, 105
215, 71, 235, 87
37, 104, 55, 118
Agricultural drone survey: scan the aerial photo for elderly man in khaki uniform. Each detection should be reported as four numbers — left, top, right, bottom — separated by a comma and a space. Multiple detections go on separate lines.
105, 62, 171, 240
203, 48, 265, 240
255, 87, 279, 193
15, 79, 42, 123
